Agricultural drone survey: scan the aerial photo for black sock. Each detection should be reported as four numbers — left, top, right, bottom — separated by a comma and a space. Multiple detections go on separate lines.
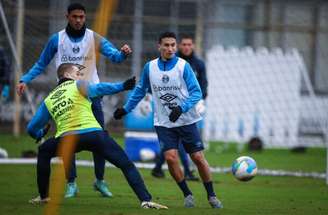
177, 179, 192, 197
203, 181, 216, 198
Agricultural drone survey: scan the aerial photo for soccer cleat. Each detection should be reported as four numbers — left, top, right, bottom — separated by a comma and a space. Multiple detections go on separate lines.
208, 196, 223, 208
93, 180, 113, 197
29, 196, 50, 205
185, 173, 199, 181
184, 194, 195, 208
141, 201, 168, 209
64, 182, 79, 198
151, 168, 165, 178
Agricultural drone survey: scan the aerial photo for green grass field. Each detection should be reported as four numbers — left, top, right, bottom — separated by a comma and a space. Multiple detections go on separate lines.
0, 133, 328, 215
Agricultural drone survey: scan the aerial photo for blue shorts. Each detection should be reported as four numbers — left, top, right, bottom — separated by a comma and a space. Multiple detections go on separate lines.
154, 123, 204, 154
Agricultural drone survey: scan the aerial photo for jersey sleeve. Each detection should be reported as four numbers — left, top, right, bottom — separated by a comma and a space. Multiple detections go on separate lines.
20, 33, 58, 83
123, 63, 150, 112
95, 33, 126, 63
180, 62, 202, 113
76, 80, 124, 98
27, 102, 51, 139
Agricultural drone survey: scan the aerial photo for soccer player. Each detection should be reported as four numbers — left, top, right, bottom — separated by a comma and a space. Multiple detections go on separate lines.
16, 3, 132, 198
27, 63, 167, 210
177, 34, 207, 101
114, 32, 222, 208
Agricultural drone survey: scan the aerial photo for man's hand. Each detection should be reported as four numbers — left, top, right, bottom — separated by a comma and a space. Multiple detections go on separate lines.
123, 76, 136, 90
169, 106, 182, 122
35, 123, 51, 144
16, 82, 26, 96
195, 99, 206, 115
113, 108, 127, 120
120, 44, 132, 56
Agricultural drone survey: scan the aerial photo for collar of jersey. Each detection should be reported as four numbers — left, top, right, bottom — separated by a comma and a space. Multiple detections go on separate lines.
157, 55, 178, 71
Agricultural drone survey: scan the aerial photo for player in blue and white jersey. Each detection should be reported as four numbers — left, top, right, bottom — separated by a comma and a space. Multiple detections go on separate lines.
114, 32, 222, 209
16, 3, 131, 198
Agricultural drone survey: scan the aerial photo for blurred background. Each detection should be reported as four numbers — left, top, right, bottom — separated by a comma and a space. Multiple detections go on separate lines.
0, 0, 327, 161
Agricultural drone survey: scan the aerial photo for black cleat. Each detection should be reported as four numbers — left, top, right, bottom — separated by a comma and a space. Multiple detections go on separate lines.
151, 168, 165, 178
185, 173, 199, 181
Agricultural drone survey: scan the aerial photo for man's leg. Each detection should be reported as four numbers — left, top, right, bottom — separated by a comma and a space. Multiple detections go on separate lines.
90, 97, 112, 197
67, 155, 77, 183
151, 149, 165, 178
155, 126, 194, 207
178, 144, 199, 181
92, 152, 112, 197
180, 123, 222, 208
64, 154, 79, 198
76, 130, 167, 209
100, 132, 152, 202
164, 149, 194, 207
30, 138, 58, 203
91, 97, 106, 180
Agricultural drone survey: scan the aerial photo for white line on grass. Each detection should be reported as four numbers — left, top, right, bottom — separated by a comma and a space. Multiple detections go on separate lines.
0, 158, 325, 179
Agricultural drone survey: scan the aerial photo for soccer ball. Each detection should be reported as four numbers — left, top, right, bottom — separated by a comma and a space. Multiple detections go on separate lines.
139, 148, 155, 161
0, 147, 8, 158
231, 156, 257, 181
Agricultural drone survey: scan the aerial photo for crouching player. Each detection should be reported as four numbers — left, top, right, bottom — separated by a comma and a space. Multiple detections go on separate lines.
27, 63, 167, 209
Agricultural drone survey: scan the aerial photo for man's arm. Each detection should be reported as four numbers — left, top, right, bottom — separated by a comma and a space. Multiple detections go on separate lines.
27, 102, 51, 140
123, 63, 151, 112
180, 62, 202, 113
198, 60, 208, 99
77, 81, 123, 98
20, 34, 58, 84
95, 33, 129, 63
77, 76, 135, 98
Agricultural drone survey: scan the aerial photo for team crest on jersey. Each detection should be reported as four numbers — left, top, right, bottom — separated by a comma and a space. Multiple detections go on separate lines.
72, 46, 80, 54
160, 93, 177, 102
162, 75, 169, 83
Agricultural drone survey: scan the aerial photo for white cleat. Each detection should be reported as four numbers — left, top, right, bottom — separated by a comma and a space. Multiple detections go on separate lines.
208, 196, 223, 208
184, 195, 195, 208
141, 201, 168, 209
29, 196, 50, 205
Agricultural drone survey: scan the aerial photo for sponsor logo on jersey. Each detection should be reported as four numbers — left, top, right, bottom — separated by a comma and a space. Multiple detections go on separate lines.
50, 89, 67, 100
160, 93, 177, 102
61, 55, 92, 62
61, 55, 68, 62
153, 84, 180, 92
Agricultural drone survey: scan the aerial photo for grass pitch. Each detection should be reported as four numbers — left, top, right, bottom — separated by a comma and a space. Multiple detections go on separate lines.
0, 133, 328, 215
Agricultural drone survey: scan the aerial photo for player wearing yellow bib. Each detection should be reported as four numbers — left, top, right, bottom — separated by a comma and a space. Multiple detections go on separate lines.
17, 3, 132, 198
27, 63, 167, 209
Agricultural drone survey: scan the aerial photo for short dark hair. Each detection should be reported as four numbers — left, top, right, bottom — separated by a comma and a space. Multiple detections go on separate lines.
158, 32, 177, 43
179, 34, 194, 42
67, 3, 86, 14
57, 63, 78, 79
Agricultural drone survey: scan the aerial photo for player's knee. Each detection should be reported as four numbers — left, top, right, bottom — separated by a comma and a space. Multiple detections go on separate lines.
164, 151, 179, 165
191, 151, 205, 165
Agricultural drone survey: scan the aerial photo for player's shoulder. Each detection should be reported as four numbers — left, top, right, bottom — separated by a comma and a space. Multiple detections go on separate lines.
193, 54, 205, 65
176, 57, 189, 69
48, 32, 59, 42
146, 58, 159, 68
177, 56, 187, 64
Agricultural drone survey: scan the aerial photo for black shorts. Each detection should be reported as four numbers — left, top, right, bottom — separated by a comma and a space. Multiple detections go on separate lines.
154, 123, 204, 154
